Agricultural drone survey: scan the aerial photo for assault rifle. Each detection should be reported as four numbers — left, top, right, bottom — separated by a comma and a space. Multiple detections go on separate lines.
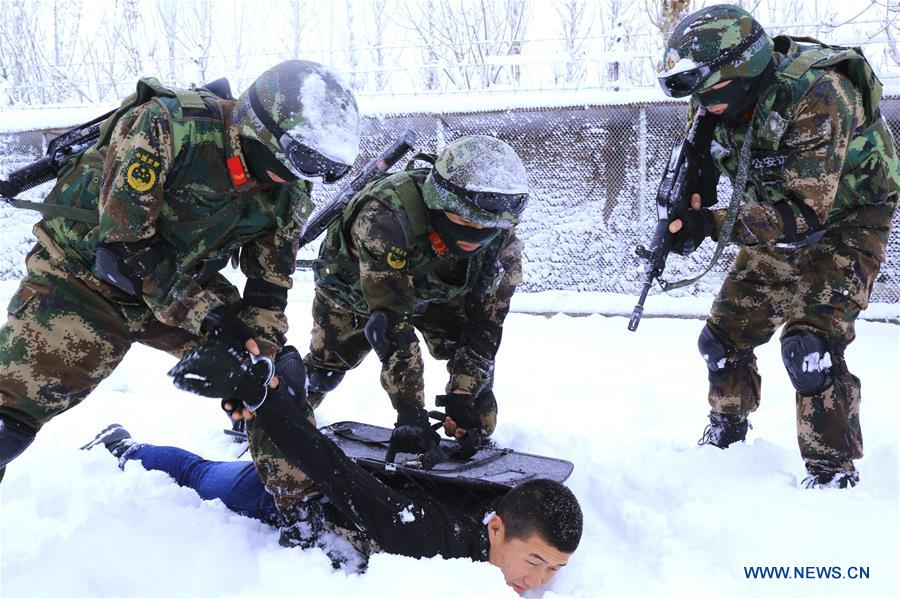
628, 114, 716, 332
0, 109, 114, 198
0, 78, 233, 200
297, 129, 417, 250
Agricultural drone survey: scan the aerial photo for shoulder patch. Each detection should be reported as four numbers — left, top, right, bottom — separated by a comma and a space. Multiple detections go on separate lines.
125, 149, 161, 192
386, 246, 408, 270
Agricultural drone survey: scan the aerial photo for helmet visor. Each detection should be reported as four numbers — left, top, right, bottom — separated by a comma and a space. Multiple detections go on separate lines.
658, 64, 712, 98
432, 171, 528, 217
278, 133, 352, 183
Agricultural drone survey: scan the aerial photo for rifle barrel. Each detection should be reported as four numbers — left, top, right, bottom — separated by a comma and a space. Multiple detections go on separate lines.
627, 278, 653, 332
297, 129, 416, 248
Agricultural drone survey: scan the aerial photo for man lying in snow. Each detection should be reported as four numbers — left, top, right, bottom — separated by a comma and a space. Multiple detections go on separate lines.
82, 345, 582, 595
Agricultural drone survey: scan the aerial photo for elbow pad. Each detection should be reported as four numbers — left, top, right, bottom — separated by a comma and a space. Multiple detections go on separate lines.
93, 239, 164, 296
364, 310, 417, 364
243, 278, 288, 312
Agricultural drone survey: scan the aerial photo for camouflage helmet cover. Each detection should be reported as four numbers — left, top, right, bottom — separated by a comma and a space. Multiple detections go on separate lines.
234, 60, 360, 178
423, 135, 529, 229
658, 4, 774, 97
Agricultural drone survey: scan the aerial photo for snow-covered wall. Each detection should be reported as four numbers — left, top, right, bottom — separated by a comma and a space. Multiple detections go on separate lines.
2, 99, 899, 304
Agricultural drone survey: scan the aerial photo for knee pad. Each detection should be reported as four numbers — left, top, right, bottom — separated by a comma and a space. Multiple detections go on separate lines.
0, 415, 36, 469
275, 346, 307, 405
698, 324, 730, 372
781, 329, 834, 395
305, 364, 346, 395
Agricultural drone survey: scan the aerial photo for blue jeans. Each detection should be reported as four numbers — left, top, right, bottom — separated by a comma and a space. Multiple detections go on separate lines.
125, 444, 280, 524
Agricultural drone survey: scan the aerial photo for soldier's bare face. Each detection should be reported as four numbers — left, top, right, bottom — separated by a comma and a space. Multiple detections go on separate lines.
486, 515, 571, 595
444, 211, 485, 252
699, 79, 732, 115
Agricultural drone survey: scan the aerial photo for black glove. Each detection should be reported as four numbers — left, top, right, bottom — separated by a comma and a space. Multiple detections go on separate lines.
93, 240, 163, 296
168, 336, 274, 411
273, 345, 313, 419
203, 305, 255, 348
435, 393, 481, 459
671, 208, 717, 256
386, 407, 444, 468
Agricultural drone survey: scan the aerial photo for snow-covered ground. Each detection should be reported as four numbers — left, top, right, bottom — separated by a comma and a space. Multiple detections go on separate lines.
1, 277, 897, 598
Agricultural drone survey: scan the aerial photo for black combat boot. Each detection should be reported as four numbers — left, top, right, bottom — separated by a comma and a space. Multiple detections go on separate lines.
80, 423, 138, 462
801, 459, 859, 489
697, 411, 750, 448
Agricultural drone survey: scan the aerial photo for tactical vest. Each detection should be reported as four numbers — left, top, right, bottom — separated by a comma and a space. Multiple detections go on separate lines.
713, 35, 900, 222
313, 167, 504, 315
37, 77, 307, 278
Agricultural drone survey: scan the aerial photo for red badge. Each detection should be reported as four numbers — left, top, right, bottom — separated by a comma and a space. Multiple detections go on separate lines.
227, 156, 249, 188
428, 231, 447, 257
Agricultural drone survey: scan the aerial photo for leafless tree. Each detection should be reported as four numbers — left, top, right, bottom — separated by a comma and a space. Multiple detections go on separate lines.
886, 1, 900, 67
369, 0, 398, 92
120, 0, 144, 77
345, 0, 363, 90
0, 0, 34, 105
599, 0, 635, 86
399, 0, 532, 91
184, 1, 214, 84
274, 0, 323, 61
552, 0, 595, 86
644, 0, 692, 41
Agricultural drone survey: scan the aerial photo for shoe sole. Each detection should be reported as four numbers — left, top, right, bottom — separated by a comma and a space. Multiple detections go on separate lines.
80, 423, 128, 451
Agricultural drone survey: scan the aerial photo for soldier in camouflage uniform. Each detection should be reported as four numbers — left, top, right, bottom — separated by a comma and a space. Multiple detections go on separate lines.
657, 5, 900, 488
0, 60, 360, 483
249, 136, 528, 535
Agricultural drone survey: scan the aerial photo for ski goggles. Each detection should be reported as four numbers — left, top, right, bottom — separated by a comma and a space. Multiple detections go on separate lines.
432, 171, 529, 217
657, 22, 765, 98
248, 84, 352, 183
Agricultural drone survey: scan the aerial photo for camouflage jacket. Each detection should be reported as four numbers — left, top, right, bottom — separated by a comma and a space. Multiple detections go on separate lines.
705, 37, 900, 259
34, 78, 314, 355
314, 169, 523, 397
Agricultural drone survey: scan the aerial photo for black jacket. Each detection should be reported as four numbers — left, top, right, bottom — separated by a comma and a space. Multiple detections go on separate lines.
257, 391, 497, 560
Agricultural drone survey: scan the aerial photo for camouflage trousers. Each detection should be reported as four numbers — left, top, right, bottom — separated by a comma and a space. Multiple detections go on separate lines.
0, 245, 197, 432
0, 244, 239, 455
705, 229, 884, 467
249, 289, 498, 513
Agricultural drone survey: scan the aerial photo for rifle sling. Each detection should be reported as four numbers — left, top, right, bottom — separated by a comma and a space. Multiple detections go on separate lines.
2, 197, 99, 224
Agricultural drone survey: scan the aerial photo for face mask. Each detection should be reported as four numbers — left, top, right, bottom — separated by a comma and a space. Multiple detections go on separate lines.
693, 62, 775, 121
429, 210, 500, 256
240, 137, 299, 184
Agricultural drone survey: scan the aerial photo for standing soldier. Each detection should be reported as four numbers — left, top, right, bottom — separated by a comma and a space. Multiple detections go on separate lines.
247, 135, 528, 544
0, 60, 360, 483
657, 5, 900, 488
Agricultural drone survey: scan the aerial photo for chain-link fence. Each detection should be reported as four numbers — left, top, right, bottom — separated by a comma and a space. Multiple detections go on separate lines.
2, 98, 899, 303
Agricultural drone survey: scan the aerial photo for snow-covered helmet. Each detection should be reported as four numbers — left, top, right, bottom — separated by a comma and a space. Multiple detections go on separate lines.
234, 60, 360, 183
657, 4, 773, 99
422, 135, 529, 229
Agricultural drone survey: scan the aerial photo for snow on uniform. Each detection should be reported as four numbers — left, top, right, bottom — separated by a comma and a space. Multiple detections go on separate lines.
247, 167, 523, 513
700, 38, 900, 468
0, 78, 312, 431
